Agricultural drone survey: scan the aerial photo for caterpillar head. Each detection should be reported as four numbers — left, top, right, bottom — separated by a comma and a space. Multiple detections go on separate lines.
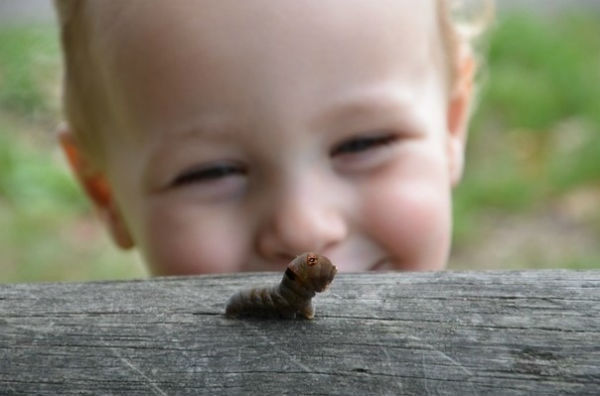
288, 252, 337, 292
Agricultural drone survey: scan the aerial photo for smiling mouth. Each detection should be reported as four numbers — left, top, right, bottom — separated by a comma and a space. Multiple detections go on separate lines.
370, 257, 393, 271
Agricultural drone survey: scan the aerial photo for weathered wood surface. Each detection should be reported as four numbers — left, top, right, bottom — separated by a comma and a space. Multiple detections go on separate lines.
0, 271, 598, 395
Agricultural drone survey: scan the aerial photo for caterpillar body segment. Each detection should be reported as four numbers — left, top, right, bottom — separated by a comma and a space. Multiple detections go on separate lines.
225, 252, 337, 319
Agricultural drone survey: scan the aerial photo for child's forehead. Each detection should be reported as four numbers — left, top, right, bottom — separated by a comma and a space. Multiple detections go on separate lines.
90, 0, 438, 54
86, 1, 446, 139
91, 0, 442, 86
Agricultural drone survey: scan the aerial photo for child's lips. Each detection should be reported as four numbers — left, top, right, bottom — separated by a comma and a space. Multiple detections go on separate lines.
370, 257, 392, 271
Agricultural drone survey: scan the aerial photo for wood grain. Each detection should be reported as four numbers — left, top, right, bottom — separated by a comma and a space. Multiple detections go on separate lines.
1, 271, 598, 395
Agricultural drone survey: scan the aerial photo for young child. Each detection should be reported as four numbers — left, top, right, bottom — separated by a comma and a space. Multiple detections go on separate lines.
53, 0, 487, 275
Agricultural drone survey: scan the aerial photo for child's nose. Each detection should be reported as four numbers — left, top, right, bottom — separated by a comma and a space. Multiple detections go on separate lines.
255, 187, 347, 264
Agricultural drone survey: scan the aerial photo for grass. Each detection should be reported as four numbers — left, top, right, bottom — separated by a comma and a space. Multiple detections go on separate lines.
1, 12, 599, 282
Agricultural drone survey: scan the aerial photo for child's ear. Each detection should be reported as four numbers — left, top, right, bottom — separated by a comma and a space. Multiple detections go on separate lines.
57, 125, 135, 249
446, 51, 475, 187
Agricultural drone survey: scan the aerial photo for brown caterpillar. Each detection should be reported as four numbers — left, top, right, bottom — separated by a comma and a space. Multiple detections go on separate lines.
225, 252, 337, 319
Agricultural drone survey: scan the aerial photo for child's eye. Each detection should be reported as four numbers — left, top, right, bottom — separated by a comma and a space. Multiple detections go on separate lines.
330, 133, 398, 157
171, 163, 246, 187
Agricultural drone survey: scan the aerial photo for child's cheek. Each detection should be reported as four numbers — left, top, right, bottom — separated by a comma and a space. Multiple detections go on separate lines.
364, 179, 451, 271
141, 203, 247, 275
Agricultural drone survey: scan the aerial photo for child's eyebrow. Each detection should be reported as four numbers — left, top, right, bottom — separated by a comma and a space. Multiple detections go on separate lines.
164, 120, 241, 141
312, 86, 421, 131
141, 121, 243, 187
145, 118, 247, 154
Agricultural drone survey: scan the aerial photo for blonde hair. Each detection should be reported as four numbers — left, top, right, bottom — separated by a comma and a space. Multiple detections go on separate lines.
438, 0, 494, 89
54, 0, 494, 167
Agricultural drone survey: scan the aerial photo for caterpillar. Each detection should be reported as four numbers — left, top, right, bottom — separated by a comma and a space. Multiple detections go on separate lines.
225, 252, 337, 319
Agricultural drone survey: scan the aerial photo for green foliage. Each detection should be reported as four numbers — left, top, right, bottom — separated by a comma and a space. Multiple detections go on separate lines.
479, 12, 600, 130
0, 24, 60, 117
0, 128, 86, 214
456, 11, 600, 228
0, 201, 146, 282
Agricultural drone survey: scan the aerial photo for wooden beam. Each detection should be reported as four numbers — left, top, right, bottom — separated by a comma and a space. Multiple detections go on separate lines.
1, 271, 599, 395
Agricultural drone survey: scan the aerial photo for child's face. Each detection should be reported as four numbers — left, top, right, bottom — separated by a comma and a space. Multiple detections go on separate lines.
77, 0, 469, 274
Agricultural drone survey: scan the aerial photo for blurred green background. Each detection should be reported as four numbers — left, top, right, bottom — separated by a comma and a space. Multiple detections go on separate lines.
0, 8, 599, 283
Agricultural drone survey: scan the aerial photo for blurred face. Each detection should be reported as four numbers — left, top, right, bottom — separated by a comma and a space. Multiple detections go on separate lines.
89, 0, 459, 274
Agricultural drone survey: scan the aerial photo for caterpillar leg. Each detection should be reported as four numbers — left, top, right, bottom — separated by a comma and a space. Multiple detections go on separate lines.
299, 302, 315, 320
278, 310, 297, 319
